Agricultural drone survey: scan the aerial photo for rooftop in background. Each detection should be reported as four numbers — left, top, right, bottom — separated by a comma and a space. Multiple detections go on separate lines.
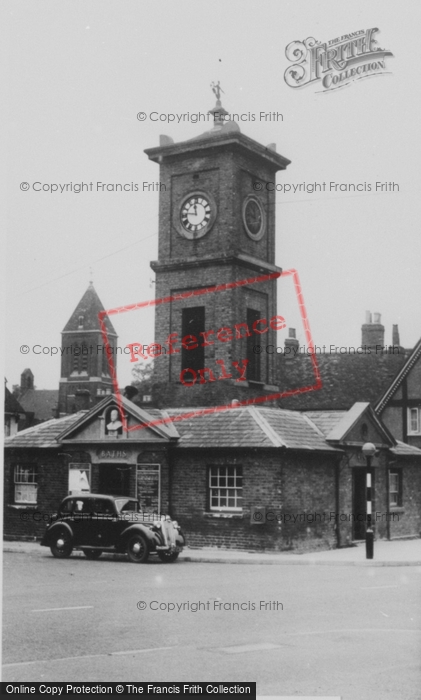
4, 386, 26, 418
277, 313, 410, 411
277, 350, 407, 411
17, 389, 59, 425
62, 282, 117, 336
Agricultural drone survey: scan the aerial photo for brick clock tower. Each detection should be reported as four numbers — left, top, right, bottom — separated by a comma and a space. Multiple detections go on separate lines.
145, 92, 291, 407
58, 283, 117, 415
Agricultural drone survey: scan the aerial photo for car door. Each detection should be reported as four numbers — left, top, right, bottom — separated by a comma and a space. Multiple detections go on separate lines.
87, 497, 118, 548
70, 497, 96, 546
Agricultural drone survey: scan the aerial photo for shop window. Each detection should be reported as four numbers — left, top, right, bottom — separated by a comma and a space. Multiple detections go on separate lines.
68, 463, 91, 495
208, 465, 243, 511
14, 465, 38, 504
389, 469, 403, 508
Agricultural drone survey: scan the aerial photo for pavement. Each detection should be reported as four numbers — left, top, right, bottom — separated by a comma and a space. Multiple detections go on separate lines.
3, 536, 421, 566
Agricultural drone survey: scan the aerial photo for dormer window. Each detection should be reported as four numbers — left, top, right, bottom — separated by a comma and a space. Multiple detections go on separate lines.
78, 316, 84, 329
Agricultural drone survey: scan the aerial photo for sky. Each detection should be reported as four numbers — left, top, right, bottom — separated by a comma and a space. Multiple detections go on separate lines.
4, 0, 421, 392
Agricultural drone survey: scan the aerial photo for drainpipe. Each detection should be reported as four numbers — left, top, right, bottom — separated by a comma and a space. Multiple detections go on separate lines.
335, 456, 341, 548
386, 456, 393, 541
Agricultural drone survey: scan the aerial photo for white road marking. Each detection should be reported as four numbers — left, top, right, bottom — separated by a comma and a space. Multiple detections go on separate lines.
2, 646, 177, 668
218, 642, 282, 654
31, 606, 94, 612
111, 646, 176, 655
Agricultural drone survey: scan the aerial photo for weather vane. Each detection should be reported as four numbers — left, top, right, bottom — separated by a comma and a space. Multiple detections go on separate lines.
210, 81, 224, 101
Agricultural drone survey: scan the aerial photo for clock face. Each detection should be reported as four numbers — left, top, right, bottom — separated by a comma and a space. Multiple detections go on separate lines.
181, 195, 211, 233
243, 196, 265, 240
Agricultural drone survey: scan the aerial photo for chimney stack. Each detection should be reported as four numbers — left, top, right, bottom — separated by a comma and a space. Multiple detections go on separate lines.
361, 311, 385, 348
392, 324, 400, 347
284, 328, 299, 356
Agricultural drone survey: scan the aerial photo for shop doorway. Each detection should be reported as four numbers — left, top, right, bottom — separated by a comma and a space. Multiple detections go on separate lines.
98, 464, 131, 496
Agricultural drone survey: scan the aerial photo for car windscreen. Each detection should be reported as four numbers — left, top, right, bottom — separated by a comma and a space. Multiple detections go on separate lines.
114, 498, 139, 513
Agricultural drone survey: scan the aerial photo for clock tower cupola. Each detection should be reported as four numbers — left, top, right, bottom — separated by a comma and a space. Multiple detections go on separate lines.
145, 86, 291, 407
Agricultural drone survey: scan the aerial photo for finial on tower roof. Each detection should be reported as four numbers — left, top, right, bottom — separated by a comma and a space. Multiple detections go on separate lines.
209, 81, 229, 124
210, 81, 224, 101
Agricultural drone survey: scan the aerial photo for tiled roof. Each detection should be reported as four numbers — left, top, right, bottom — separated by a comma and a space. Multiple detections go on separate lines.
4, 387, 26, 416
305, 404, 396, 446
321, 402, 371, 442
303, 411, 346, 437
18, 389, 58, 422
5, 397, 179, 448
390, 441, 421, 457
166, 406, 339, 452
4, 412, 84, 448
276, 351, 407, 410
62, 283, 116, 335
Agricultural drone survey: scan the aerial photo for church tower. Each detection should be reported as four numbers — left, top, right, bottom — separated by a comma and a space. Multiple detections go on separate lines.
145, 89, 291, 407
58, 283, 117, 415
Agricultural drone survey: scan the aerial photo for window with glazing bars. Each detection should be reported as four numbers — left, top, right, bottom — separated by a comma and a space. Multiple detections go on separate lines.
14, 465, 38, 504
209, 465, 243, 510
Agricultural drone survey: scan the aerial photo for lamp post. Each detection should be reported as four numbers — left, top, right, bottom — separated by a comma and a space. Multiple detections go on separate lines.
362, 442, 377, 559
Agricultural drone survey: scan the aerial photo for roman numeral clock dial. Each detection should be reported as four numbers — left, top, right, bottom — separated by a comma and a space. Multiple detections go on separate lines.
178, 192, 216, 239
181, 196, 211, 232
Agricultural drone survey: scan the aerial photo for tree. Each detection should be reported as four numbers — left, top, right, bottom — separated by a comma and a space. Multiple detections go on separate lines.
130, 361, 153, 400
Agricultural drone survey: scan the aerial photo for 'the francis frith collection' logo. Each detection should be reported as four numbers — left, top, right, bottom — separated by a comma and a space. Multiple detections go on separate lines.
284, 29, 393, 92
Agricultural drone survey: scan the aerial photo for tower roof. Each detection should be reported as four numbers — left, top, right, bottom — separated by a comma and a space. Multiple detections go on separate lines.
145, 88, 290, 172
62, 283, 117, 335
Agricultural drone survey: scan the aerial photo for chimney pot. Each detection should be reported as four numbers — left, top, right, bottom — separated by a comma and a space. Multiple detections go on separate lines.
285, 330, 299, 357
362, 312, 384, 348
365, 311, 372, 324
392, 324, 400, 347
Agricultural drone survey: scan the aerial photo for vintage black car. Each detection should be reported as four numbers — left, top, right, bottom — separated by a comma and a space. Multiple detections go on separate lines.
40, 494, 185, 563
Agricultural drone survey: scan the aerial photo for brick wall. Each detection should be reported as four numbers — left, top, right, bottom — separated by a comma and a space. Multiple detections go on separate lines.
154, 146, 278, 265
4, 448, 68, 539
152, 261, 279, 405
170, 448, 338, 552
389, 460, 421, 538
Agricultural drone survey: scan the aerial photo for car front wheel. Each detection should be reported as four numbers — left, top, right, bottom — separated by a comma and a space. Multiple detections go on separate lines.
50, 530, 73, 559
83, 549, 102, 560
157, 550, 180, 563
126, 534, 149, 563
